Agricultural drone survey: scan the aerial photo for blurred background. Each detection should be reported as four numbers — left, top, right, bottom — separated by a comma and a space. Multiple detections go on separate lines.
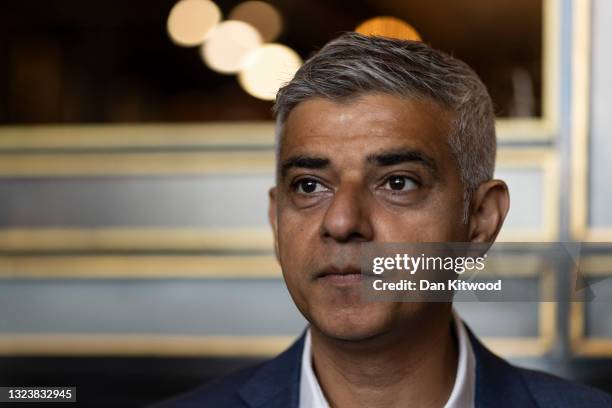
1, 0, 611, 406
1, 0, 543, 123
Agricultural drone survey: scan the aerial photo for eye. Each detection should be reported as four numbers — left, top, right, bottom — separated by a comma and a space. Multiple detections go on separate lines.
381, 175, 418, 192
293, 178, 329, 194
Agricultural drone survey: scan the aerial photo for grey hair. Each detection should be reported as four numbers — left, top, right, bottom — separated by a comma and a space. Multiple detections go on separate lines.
273, 32, 496, 221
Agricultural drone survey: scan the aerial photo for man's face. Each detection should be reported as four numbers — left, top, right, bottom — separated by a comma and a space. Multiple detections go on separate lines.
269, 93, 469, 341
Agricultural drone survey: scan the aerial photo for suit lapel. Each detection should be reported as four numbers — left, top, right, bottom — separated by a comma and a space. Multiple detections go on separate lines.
467, 327, 538, 408
238, 332, 305, 408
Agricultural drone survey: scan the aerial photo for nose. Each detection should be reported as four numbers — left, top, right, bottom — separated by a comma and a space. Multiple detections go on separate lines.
321, 181, 374, 243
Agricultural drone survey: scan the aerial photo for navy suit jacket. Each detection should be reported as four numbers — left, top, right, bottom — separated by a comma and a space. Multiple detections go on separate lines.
155, 327, 612, 408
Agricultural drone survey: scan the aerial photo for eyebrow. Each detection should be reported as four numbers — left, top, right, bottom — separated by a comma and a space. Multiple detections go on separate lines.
280, 155, 330, 178
279, 149, 439, 179
366, 149, 438, 174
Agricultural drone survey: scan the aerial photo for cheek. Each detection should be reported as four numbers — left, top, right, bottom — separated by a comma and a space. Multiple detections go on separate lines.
277, 210, 321, 277
276, 209, 325, 319
419, 195, 467, 240
278, 213, 305, 253
374, 192, 466, 241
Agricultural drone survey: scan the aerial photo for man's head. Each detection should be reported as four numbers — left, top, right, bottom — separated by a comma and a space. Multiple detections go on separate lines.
268, 32, 509, 341
275, 32, 498, 218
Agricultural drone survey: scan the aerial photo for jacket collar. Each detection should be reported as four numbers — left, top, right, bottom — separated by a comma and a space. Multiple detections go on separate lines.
466, 326, 538, 408
238, 331, 305, 408
238, 325, 537, 408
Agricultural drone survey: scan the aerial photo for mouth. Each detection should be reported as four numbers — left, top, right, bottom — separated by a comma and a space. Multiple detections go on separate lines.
315, 266, 364, 285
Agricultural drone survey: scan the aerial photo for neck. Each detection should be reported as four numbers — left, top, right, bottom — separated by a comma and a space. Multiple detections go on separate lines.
309, 305, 457, 408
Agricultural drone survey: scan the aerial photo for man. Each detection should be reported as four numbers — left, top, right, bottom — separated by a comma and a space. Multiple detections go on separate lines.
158, 33, 612, 407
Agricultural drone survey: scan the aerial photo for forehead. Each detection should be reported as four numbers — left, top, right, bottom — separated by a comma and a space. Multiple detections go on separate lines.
279, 93, 454, 161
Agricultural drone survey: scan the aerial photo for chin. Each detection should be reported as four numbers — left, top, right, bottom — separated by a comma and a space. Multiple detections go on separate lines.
310, 302, 395, 342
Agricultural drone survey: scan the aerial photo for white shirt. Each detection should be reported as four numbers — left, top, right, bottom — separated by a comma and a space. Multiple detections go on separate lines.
299, 310, 476, 408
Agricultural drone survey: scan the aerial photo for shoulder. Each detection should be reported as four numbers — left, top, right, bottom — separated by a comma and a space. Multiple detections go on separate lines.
515, 366, 612, 408
465, 322, 612, 408
150, 362, 264, 408
150, 332, 306, 408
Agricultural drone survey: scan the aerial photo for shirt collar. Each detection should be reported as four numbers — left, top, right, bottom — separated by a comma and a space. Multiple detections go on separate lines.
299, 328, 330, 408
298, 309, 475, 408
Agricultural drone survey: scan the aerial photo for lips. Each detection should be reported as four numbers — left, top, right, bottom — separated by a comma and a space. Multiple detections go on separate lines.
316, 265, 362, 279
313, 266, 367, 286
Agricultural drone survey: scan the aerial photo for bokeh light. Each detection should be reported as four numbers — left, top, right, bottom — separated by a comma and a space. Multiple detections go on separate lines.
355, 17, 421, 41
229, 1, 283, 42
238, 44, 302, 100
167, 0, 222, 47
201, 21, 262, 74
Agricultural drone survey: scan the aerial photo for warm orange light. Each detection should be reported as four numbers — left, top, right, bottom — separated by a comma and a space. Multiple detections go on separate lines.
201, 21, 262, 74
229, 1, 283, 42
355, 17, 421, 41
238, 44, 302, 100
167, 0, 222, 47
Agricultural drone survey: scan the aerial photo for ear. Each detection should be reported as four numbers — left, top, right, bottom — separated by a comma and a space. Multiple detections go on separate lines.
467, 180, 510, 243
268, 187, 280, 261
